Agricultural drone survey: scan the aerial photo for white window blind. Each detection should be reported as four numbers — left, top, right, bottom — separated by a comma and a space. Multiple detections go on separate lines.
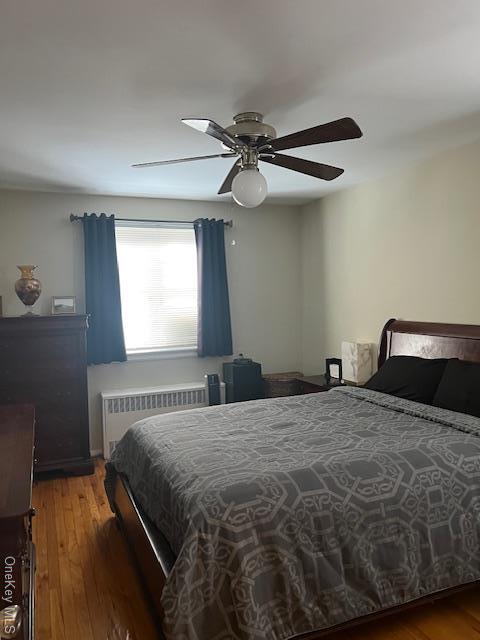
115, 223, 198, 353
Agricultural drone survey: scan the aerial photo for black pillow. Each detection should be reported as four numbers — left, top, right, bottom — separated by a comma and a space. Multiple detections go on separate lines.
364, 355, 448, 404
433, 359, 480, 417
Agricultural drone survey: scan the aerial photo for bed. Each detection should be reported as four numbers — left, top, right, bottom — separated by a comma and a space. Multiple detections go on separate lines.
105, 319, 480, 639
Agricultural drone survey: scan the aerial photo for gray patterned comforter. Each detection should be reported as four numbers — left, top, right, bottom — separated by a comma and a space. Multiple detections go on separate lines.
106, 387, 480, 640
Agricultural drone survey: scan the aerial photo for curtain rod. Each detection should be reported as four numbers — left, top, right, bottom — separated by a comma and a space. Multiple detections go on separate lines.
69, 214, 233, 227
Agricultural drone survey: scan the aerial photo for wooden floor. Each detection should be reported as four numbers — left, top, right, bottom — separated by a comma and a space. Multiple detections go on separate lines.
33, 459, 480, 640
33, 459, 160, 640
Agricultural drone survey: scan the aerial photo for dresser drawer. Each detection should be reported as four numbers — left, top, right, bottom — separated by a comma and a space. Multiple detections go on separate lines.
35, 408, 89, 465
0, 381, 78, 405
0, 361, 80, 385
0, 332, 78, 360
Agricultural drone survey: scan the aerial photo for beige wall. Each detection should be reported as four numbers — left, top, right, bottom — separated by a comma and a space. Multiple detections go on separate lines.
301, 139, 480, 374
5, 137, 480, 453
0, 189, 302, 451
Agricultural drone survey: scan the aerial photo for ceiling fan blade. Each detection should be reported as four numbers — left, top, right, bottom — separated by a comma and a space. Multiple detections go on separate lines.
260, 153, 344, 181
132, 153, 235, 168
218, 160, 241, 194
182, 118, 241, 150
270, 117, 362, 152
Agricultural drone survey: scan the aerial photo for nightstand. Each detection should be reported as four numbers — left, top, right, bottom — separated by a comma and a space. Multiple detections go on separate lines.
297, 375, 355, 395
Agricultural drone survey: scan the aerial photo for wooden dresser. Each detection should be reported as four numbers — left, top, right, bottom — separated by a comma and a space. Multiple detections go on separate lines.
0, 315, 93, 475
0, 404, 35, 640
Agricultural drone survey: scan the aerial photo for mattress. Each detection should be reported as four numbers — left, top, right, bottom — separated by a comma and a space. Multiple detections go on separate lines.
106, 386, 480, 640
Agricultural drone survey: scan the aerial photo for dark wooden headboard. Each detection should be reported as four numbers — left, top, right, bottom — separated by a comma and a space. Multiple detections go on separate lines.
378, 319, 480, 367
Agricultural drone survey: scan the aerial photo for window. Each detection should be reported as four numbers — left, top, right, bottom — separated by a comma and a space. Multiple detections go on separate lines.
115, 222, 198, 354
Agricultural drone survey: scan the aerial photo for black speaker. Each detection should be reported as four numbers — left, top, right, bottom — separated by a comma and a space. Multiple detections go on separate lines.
205, 374, 221, 406
223, 355, 264, 403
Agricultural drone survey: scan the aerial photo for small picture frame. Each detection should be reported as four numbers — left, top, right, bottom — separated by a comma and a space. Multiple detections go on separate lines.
52, 296, 76, 315
325, 357, 343, 384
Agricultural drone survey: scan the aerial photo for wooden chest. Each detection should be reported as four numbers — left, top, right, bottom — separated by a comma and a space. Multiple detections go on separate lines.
263, 371, 304, 397
0, 315, 93, 475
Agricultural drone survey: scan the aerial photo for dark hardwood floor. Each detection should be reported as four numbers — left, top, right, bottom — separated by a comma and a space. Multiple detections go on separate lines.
33, 459, 480, 640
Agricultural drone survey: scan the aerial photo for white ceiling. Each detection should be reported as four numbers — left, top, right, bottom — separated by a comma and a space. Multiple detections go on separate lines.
2, 0, 480, 204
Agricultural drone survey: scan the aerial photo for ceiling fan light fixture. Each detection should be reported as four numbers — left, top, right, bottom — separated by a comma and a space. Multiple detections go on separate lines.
133, 114, 363, 203
231, 168, 267, 208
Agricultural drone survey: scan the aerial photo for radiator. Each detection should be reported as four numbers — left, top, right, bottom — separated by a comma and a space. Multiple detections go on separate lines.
101, 381, 225, 459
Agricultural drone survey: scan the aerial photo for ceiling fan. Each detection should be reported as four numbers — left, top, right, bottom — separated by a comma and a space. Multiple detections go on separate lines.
132, 112, 363, 208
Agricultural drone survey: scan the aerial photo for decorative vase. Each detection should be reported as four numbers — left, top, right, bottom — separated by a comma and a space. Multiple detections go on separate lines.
15, 265, 42, 314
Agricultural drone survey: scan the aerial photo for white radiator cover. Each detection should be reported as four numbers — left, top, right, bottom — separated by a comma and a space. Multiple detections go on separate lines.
101, 381, 225, 459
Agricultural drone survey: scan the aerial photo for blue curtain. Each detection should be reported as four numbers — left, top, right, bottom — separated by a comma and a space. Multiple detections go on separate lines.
194, 218, 233, 357
82, 213, 127, 365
